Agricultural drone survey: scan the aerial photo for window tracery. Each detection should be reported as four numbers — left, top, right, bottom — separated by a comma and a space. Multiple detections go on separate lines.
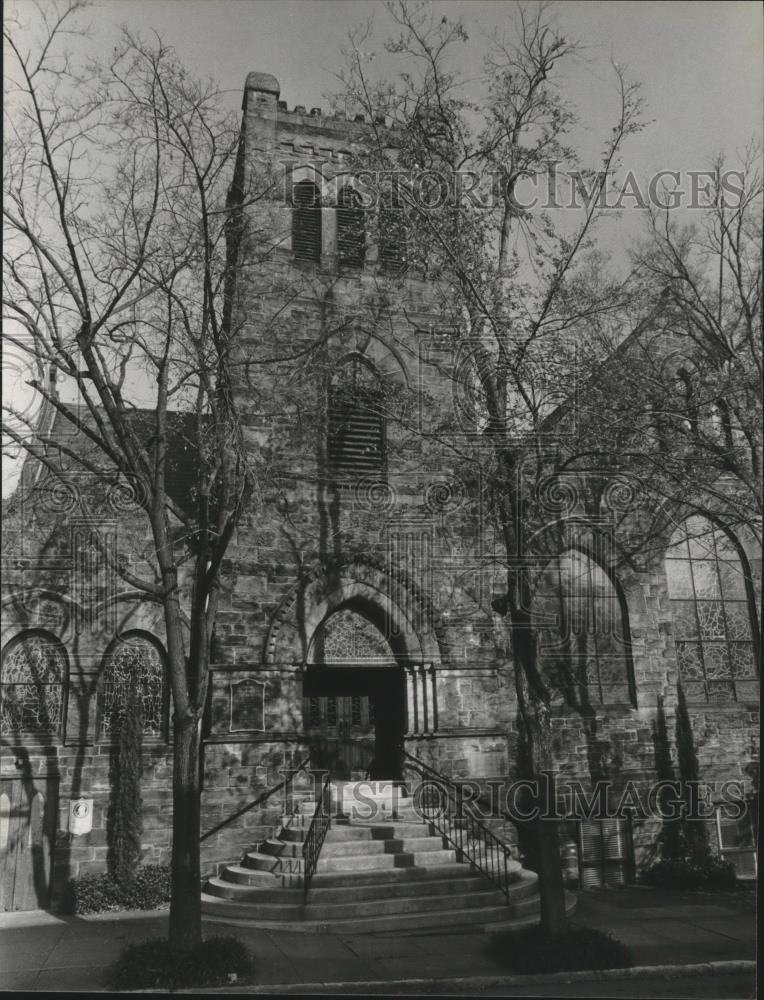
0, 631, 66, 736
665, 517, 758, 702
100, 634, 166, 738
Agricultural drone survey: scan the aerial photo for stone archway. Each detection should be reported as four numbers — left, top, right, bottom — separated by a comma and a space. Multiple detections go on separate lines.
265, 565, 442, 775
303, 604, 405, 779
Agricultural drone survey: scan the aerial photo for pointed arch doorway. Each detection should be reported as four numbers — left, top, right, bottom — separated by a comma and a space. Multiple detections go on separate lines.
302, 606, 406, 780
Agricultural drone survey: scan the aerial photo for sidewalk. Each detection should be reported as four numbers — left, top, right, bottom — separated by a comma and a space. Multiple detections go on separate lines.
0, 885, 756, 993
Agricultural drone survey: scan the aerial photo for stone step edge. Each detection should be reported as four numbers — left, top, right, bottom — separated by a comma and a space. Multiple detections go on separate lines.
202, 884, 507, 914
201, 901, 511, 934
217, 865, 536, 897
213, 867, 497, 893
211, 878, 503, 903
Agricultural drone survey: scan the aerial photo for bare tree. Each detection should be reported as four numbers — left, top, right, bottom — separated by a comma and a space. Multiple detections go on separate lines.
2, 1, 276, 946
576, 143, 762, 546
336, 0, 646, 935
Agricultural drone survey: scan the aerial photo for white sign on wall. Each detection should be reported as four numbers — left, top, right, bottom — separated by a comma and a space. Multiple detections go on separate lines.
68, 798, 93, 835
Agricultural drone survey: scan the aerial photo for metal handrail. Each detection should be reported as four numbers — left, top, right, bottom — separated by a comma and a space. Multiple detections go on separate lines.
401, 750, 516, 904
302, 771, 332, 903
200, 756, 311, 843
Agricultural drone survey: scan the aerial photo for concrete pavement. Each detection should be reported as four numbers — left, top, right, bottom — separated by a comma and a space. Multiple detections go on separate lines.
0, 885, 756, 993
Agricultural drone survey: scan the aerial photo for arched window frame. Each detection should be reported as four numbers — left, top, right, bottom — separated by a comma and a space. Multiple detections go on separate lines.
292, 179, 322, 261
533, 547, 636, 708
97, 631, 169, 742
0, 628, 68, 740
665, 516, 760, 703
336, 185, 365, 267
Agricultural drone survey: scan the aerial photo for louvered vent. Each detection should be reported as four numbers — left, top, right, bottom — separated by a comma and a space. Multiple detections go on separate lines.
337, 188, 365, 267
328, 391, 385, 479
379, 209, 407, 271
292, 180, 322, 261
578, 818, 631, 889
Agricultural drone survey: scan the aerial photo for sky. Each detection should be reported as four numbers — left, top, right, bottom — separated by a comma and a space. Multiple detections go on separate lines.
7, 0, 762, 171
3, 0, 763, 495
71, 0, 762, 168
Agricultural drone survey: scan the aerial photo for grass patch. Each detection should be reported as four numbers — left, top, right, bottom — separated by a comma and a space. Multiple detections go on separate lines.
487, 925, 633, 974
106, 936, 254, 991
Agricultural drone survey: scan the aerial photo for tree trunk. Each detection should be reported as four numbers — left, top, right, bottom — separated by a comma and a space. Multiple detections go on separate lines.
168, 712, 203, 949
512, 622, 568, 938
531, 757, 567, 935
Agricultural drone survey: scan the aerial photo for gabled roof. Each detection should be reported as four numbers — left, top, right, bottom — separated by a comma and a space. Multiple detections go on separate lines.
26, 403, 201, 519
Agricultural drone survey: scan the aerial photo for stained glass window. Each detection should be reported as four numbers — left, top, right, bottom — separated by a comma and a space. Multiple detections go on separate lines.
100, 634, 167, 738
533, 550, 633, 706
666, 517, 758, 703
313, 608, 394, 663
0, 631, 66, 736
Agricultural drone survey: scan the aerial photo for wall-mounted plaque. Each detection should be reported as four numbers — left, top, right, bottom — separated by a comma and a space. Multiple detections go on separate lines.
229, 678, 265, 732
69, 798, 93, 835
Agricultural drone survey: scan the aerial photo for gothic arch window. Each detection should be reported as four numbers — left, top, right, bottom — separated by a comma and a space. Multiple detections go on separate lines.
310, 607, 396, 664
665, 516, 759, 703
0, 630, 67, 737
534, 549, 635, 707
292, 180, 322, 261
328, 356, 386, 480
99, 632, 168, 739
336, 186, 365, 267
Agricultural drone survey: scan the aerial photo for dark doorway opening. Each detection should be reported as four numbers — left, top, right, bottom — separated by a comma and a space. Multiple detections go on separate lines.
302, 666, 406, 780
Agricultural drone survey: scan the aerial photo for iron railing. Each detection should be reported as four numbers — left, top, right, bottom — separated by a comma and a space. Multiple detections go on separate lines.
302, 771, 332, 902
401, 750, 516, 904
199, 756, 311, 843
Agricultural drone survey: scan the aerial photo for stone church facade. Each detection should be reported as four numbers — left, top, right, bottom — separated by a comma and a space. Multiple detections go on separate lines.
1, 72, 759, 911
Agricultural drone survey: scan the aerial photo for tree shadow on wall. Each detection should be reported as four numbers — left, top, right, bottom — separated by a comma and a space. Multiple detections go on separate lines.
650, 693, 683, 864
674, 680, 711, 859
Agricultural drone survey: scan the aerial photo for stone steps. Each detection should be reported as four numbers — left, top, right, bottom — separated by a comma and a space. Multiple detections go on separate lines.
202, 886, 576, 937
205, 881, 508, 920
216, 866, 494, 900
317, 847, 458, 873
320, 835, 447, 858
202, 893, 513, 934
243, 849, 298, 872
260, 837, 305, 858
309, 864, 535, 893
323, 821, 436, 840
202, 779, 566, 933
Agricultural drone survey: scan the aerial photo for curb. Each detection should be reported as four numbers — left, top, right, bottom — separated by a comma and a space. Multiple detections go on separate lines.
0, 907, 170, 930
193, 960, 757, 994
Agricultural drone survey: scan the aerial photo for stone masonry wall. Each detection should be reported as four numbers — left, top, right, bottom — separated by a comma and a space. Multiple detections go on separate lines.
1, 75, 758, 911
